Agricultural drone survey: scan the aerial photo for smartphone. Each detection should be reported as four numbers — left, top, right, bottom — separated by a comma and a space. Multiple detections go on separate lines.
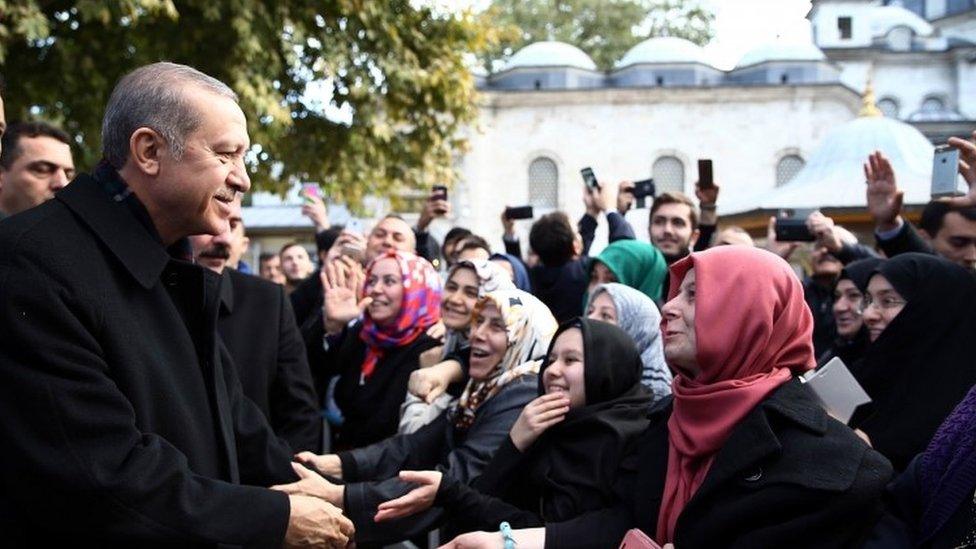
339, 244, 365, 264
775, 208, 816, 242
580, 167, 600, 191
431, 185, 449, 215
618, 528, 662, 549
301, 183, 322, 204
346, 218, 364, 235
931, 145, 962, 198
698, 159, 714, 189
632, 179, 655, 199
504, 205, 534, 220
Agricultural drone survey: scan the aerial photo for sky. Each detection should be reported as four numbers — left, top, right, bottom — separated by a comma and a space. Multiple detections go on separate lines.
703, 0, 815, 69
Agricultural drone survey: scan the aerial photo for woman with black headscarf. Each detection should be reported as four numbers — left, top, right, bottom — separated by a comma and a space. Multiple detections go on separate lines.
369, 318, 652, 545
817, 257, 884, 369
850, 253, 976, 473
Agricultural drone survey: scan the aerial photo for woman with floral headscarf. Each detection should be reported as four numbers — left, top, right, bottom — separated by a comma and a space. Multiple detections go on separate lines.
322, 250, 443, 450
280, 289, 557, 546
399, 260, 515, 434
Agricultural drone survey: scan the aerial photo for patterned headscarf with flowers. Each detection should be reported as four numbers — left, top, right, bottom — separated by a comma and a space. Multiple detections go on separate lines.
358, 250, 442, 382
452, 289, 557, 431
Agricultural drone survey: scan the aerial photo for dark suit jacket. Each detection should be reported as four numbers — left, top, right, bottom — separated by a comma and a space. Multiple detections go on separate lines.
220, 268, 321, 452
543, 379, 892, 549
876, 221, 933, 259
0, 174, 296, 547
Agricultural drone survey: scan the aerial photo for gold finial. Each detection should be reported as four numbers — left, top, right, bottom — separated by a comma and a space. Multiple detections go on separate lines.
859, 69, 882, 117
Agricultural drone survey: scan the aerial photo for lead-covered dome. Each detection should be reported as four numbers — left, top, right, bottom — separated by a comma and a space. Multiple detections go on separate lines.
616, 37, 711, 68
504, 41, 597, 71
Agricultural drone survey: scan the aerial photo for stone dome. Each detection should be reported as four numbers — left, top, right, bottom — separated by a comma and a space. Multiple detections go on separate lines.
724, 115, 936, 214
616, 37, 711, 68
504, 41, 598, 71
735, 41, 826, 69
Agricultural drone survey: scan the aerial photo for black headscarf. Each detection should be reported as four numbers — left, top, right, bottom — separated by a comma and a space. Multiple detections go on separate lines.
850, 253, 976, 471
527, 318, 652, 521
818, 258, 884, 368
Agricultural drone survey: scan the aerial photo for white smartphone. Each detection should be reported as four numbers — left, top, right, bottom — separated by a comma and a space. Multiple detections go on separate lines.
801, 357, 872, 425
931, 145, 962, 198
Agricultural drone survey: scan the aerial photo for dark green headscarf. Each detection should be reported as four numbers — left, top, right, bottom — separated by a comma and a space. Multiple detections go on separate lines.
591, 240, 668, 302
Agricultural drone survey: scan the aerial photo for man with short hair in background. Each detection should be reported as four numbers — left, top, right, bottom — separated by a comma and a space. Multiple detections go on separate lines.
189, 199, 321, 453
279, 241, 314, 294
0, 121, 75, 220
259, 251, 287, 285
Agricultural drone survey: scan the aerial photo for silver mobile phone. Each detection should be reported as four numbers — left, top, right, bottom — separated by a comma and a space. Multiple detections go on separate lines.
931, 145, 962, 198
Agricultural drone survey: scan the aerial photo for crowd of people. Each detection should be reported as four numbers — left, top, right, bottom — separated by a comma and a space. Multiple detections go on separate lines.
1, 61, 976, 549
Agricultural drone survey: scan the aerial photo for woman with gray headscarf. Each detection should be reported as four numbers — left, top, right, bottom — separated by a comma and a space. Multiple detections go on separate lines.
585, 282, 672, 402
399, 259, 515, 433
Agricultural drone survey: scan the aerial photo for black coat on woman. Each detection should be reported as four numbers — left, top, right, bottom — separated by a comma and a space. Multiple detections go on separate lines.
432, 319, 653, 537
330, 321, 440, 449
849, 254, 976, 472
539, 379, 892, 549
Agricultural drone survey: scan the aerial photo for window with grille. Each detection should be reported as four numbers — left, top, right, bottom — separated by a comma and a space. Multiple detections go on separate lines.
838, 16, 852, 39
528, 157, 559, 209
878, 97, 900, 119
776, 155, 805, 187
653, 156, 685, 194
921, 96, 946, 114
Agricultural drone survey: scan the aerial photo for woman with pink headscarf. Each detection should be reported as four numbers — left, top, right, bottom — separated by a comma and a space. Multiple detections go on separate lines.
487, 246, 892, 549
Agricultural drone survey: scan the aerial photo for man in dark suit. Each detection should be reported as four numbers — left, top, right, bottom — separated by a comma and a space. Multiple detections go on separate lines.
189, 199, 322, 452
0, 62, 351, 547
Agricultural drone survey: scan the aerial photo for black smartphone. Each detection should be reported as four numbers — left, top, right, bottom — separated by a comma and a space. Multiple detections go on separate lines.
698, 159, 714, 189
775, 208, 816, 242
431, 185, 448, 214
580, 167, 599, 190
504, 205, 534, 220
632, 178, 655, 199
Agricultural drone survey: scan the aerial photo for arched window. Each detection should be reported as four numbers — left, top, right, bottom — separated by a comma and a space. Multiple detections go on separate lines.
652, 156, 685, 194
528, 157, 559, 209
886, 26, 913, 51
776, 154, 805, 187
877, 97, 900, 118
921, 95, 946, 114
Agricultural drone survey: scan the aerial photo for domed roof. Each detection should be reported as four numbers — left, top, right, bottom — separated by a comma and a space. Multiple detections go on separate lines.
723, 116, 935, 214
735, 41, 826, 69
504, 41, 597, 71
616, 37, 710, 68
870, 5, 932, 38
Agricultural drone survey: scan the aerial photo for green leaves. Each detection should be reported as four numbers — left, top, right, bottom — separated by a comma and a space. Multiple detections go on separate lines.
0, 0, 489, 209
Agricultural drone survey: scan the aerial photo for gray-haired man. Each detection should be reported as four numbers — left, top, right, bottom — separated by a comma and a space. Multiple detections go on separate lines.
0, 62, 352, 547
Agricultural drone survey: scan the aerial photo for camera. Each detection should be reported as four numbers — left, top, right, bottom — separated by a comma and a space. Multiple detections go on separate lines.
774, 208, 816, 242
632, 179, 655, 208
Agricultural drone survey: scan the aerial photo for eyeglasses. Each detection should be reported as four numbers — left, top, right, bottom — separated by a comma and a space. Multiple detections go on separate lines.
856, 295, 906, 315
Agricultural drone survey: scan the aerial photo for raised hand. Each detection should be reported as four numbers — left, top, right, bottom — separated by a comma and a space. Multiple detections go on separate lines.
695, 180, 719, 206
806, 211, 842, 253
617, 181, 635, 215
765, 216, 799, 261
510, 393, 570, 452
293, 452, 343, 478
300, 193, 330, 232
374, 470, 442, 522
283, 495, 353, 549
582, 183, 608, 217
944, 131, 976, 208
864, 151, 903, 232
322, 261, 371, 334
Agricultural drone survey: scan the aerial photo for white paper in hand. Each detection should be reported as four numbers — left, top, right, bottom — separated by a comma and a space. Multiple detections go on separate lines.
801, 357, 872, 424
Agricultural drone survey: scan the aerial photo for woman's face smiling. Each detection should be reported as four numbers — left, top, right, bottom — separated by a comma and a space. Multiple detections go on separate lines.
661, 268, 699, 378
468, 302, 509, 380
543, 327, 586, 410
364, 257, 403, 326
442, 267, 480, 331
832, 278, 864, 339
861, 274, 907, 342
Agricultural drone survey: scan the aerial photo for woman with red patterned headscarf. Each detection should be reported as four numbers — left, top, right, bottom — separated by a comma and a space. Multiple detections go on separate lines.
475, 246, 893, 549
324, 249, 443, 450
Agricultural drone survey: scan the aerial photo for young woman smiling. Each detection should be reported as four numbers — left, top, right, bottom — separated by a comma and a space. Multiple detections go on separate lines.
279, 289, 557, 546
367, 319, 652, 548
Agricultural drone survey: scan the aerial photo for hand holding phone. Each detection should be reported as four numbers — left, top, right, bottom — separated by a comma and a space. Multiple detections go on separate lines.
932, 145, 963, 198
430, 185, 449, 216
581, 167, 600, 191
504, 205, 534, 220
774, 208, 816, 242
697, 159, 714, 189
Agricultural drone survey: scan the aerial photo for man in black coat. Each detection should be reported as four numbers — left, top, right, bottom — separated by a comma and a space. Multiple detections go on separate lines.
0, 62, 351, 547
189, 199, 322, 453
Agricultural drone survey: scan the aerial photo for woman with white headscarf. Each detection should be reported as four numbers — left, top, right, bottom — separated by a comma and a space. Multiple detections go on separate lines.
586, 283, 671, 402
